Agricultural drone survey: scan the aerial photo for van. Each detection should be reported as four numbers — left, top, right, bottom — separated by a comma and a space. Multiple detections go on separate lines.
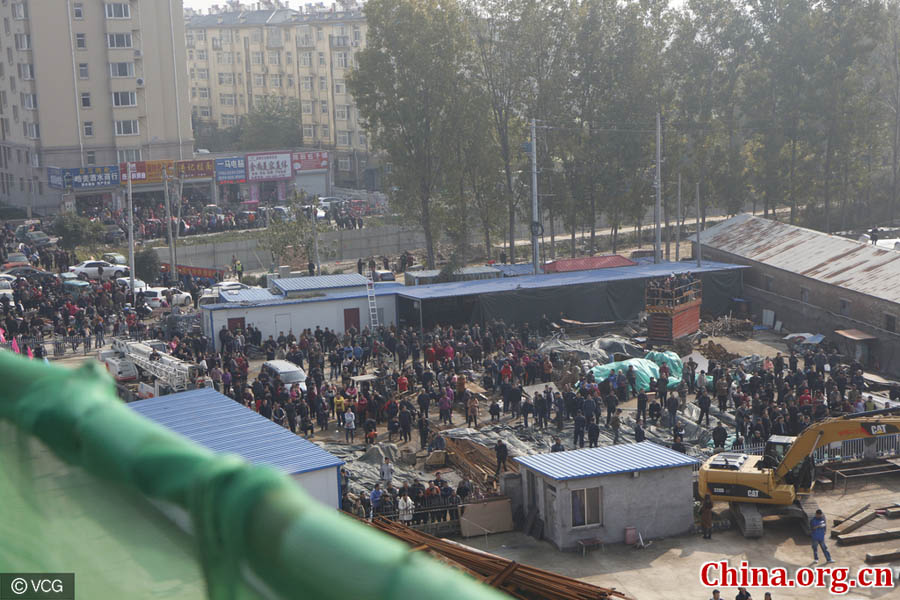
260, 360, 307, 391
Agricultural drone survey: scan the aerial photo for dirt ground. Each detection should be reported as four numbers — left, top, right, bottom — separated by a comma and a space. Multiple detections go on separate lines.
464, 477, 900, 600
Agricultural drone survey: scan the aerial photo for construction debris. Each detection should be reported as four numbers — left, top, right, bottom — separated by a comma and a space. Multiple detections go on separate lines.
699, 315, 754, 338
836, 526, 900, 546
368, 516, 630, 600
445, 437, 518, 493
830, 511, 877, 538
699, 341, 739, 363
832, 503, 871, 526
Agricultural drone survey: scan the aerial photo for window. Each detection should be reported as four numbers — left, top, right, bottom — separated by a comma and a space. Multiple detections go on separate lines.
335, 52, 348, 68
338, 157, 351, 170
23, 121, 39, 138
197, 87, 209, 99
316, 28, 323, 41
800, 287, 809, 303
318, 52, 325, 66
107, 33, 132, 49
80, 92, 91, 108
336, 105, 348, 120
78, 63, 89, 79
86, 150, 96, 165
839, 298, 850, 317
301, 76, 312, 91
15, 33, 31, 50
12, 105, 17, 121
886, 314, 897, 333
251, 29, 261, 43
335, 79, 346, 94
115, 119, 139, 135
353, 27, 361, 42
117, 148, 141, 163
359, 132, 366, 146
197, 106, 210, 117
268, 51, 280, 65
104, 3, 130, 19
188, 49, 193, 60
12, 2, 26, 20
17, 63, 33, 80
321, 124, 329, 139
764, 275, 774, 292
285, 51, 292, 64
21, 93, 36, 110
112, 91, 137, 107
251, 51, 263, 65
109, 62, 134, 77
321, 100, 328, 114
300, 52, 311, 67
286, 75, 293, 87
217, 52, 234, 65
571, 487, 602, 527
301, 101, 312, 115
73, 3, 84, 19
269, 74, 282, 88
218, 72, 234, 85
190, 87, 196, 98
253, 73, 265, 87
337, 131, 350, 146
302, 124, 314, 138
221, 114, 236, 127
196, 49, 208, 61
83, 121, 93, 136
196, 30, 206, 42
3, 18, 7, 35
197, 68, 208, 80
220, 93, 235, 106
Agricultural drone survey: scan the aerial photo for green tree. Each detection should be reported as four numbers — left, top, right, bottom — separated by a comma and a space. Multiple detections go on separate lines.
349, 0, 470, 268
238, 96, 302, 151
134, 248, 160, 283
257, 202, 316, 268
51, 214, 102, 250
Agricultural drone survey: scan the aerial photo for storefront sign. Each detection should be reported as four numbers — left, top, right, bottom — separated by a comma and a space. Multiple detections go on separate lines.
176, 158, 215, 179
215, 156, 246, 184
292, 151, 329, 172
120, 160, 175, 185
48, 165, 121, 190
246, 152, 292, 181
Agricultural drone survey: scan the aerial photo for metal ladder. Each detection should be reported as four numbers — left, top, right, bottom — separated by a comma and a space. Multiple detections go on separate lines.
129, 353, 190, 391
367, 271, 379, 329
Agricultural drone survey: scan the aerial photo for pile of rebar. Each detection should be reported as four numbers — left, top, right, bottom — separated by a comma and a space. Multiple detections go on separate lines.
699, 316, 754, 338
445, 437, 519, 492
370, 517, 630, 600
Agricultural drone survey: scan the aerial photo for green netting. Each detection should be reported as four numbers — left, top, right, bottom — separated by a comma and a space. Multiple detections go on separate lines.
590, 351, 684, 392
0, 353, 506, 600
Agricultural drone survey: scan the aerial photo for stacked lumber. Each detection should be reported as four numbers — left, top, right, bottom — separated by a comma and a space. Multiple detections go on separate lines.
836, 527, 900, 546
445, 437, 519, 493
865, 549, 900, 564
831, 511, 877, 538
832, 504, 869, 526
369, 517, 630, 600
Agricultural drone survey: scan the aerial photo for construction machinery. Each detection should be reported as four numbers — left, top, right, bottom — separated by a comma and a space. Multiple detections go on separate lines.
698, 408, 900, 537
107, 339, 201, 396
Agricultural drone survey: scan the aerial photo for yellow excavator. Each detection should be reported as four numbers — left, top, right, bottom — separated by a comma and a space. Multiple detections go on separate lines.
698, 407, 900, 537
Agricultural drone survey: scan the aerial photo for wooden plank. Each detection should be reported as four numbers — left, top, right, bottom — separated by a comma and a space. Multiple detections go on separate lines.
865, 549, 900, 564
837, 527, 900, 546
881, 506, 900, 519
831, 511, 878, 538
833, 503, 871, 527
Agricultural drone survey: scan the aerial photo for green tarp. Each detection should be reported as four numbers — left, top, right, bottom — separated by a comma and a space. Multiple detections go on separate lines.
590, 350, 685, 392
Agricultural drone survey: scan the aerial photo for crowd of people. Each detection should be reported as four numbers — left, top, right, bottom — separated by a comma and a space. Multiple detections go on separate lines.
646, 272, 701, 306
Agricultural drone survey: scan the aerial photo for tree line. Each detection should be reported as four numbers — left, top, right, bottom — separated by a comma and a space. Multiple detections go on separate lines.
349, 0, 900, 268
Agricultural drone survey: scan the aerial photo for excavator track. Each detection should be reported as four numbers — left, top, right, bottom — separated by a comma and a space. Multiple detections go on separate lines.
730, 502, 764, 538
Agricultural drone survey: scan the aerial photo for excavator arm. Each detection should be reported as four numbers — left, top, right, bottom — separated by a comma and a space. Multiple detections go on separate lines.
774, 407, 900, 482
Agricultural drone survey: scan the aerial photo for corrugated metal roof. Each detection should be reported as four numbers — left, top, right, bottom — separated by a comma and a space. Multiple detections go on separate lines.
272, 273, 369, 293
397, 260, 745, 300
405, 266, 502, 279
514, 441, 698, 481
699, 214, 900, 305
201, 283, 403, 311
129, 388, 343, 475
492, 263, 543, 277
186, 9, 364, 28
218, 288, 283, 303
543, 255, 636, 273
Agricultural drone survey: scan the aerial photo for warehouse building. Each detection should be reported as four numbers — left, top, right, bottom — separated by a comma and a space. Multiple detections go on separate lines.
130, 388, 343, 508
698, 214, 900, 375
514, 442, 698, 551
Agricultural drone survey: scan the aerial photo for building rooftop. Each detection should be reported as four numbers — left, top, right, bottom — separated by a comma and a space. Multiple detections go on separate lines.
202, 282, 402, 311
492, 263, 542, 277
514, 441, 699, 481
218, 287, 283, 303
186, 8, 364, 29
543, 255, 636, 273
271, 273, 369, 294
699, 214, 900, 305
396, 259, 745, 301
404, 266, 501, 279
130, 388, 342, 475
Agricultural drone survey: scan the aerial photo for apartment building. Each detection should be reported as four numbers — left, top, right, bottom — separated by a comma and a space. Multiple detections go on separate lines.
0, 0, 193, 214
185, 5, 370, 187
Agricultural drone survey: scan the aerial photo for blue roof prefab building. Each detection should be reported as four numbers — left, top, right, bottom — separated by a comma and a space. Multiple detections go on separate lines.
514, 442, 698, 550
130, 389, 344, 508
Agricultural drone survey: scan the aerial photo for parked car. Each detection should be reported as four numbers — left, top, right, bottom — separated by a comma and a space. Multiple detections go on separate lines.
69, 260, 128, 281
372, 270, 396, 282
62, 277, 91, 294
115, 277, 148, 293
102, 253, 128, 266
0, 279, 13, 300
6, 252, 29, 264
101, 225, 126, 244
16, 229, 52, 248
2, 266, 55, 283
260, 360, 307, 392
142, 287, 192, 308
0, 274, 17, 283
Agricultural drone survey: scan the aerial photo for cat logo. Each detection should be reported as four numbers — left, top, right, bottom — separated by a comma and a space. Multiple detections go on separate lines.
746, 489, 759, 498
868, 424, 887, 435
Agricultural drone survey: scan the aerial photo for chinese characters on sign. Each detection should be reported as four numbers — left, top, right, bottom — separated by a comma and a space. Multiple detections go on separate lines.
119, 160, 175, 185
291, 151, 330, 172
215, 156, 247, 184
48, 166, 120, 190
246, 152, 292, 182
175, 159, 215, 179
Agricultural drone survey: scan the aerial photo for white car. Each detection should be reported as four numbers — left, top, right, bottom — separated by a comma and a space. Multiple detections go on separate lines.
203, 280, 248, 295
69, 260, 128, 281
142, 287, 192, 308
0, 279, 13, 300
116, 277, 148, 292
0, 274, 17, 283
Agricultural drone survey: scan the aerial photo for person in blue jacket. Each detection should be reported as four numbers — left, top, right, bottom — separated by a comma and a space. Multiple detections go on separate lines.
810, 509, 834, 563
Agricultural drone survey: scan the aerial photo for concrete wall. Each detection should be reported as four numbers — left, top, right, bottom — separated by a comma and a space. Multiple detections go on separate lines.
203, 293, 398, 351
292, 466, 340, 509
521, 465, 695, 551
699, 245, 900, 376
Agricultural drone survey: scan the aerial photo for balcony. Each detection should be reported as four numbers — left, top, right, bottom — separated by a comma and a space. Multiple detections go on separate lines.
330, 35, 350, 48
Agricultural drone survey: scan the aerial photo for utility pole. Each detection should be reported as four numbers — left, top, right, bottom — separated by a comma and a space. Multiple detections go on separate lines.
127, 163, 136, 305
696, 181, 702, 268
531, 118, 540, 274
654, 112, 662, 264
313, 195, 321, 275
163, 168, 177, 283
676, 173, 681, 261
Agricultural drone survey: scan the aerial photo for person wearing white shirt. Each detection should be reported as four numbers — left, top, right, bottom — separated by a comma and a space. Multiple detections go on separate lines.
398, 492, 414, 523
380, 457, 394, 486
